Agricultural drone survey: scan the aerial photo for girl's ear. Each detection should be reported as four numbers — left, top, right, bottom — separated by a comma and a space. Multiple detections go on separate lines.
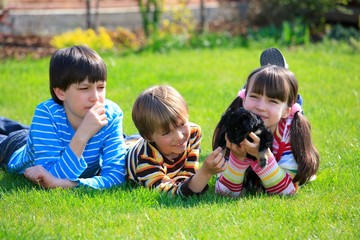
282, 106, 291, 119
53, 88, 65, 101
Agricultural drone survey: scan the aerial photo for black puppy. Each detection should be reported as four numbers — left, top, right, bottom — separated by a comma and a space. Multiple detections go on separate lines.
221, 107, 273, 167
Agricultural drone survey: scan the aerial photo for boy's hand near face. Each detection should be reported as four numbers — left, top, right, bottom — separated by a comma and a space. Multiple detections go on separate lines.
77, 102, 108, 141
70, 102, 108, 158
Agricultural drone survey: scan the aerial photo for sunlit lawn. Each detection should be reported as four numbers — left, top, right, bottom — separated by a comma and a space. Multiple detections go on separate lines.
0, 42, 359, 239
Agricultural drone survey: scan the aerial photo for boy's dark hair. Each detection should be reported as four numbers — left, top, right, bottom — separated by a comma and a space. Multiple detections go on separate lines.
49, 45, 107, 105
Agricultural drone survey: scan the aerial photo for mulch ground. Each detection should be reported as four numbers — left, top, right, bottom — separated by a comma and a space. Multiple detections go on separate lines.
0, 34, 56, 59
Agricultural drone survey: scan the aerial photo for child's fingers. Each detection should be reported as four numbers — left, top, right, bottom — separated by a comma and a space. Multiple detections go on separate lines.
96, 105, 108, 125
248, 132, 260, 143
24, 167, 43, 184
214, 146, 222, 153
206, 147, 224, 166
218, 157, 227, 171
212, 147, 224, 161
244, 133, 260, 148
215, 154, 224, 167
214, 152, 227, 171
87, 103, 108, 126
96, 106, 106, 116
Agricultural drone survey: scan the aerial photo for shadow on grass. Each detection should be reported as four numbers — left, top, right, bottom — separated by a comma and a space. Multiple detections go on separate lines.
0, 170, 299, 209
0, 171, 36, 192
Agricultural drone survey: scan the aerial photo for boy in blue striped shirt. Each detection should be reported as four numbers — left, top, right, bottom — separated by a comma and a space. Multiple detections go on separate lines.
0, 45, 127, 189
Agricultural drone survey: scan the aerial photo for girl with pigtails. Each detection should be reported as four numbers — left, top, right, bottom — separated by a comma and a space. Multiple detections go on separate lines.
213, 65, 320, 197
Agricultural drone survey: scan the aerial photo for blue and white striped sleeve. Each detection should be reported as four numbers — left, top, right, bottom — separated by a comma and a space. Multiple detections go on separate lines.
30, 103, 88, 179
77, 107, 127, 189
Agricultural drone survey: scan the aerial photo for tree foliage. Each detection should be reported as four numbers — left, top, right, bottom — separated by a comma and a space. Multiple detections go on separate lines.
138, 0, 164, 37
247, 0, 345, 38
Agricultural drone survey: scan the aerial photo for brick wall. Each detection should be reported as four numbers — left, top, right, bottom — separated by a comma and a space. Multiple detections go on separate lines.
2, 0, 245, 36
6, 0, 219, 10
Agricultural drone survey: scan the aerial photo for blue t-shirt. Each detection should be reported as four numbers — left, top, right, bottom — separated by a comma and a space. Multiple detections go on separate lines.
7, 99, 126, 189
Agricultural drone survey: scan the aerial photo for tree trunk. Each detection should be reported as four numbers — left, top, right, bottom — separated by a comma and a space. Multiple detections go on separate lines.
86, 0, 92, 29
94, 0, 100, 32
199, 0, 205, 33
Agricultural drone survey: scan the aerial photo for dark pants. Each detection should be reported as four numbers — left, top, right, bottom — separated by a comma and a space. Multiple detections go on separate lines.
0, 116, 29, 140
0, 117, 29, 169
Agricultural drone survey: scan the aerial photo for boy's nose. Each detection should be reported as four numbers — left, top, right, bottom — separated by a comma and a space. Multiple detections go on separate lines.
90, 90, 100, 102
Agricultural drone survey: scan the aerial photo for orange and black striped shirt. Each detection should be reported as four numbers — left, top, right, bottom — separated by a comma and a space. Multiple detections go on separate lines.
126, 123, 207, 197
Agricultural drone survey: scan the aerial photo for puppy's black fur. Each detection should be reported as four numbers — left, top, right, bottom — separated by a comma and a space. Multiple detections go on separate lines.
220, 107, 273, 167
218, 107, 274, 195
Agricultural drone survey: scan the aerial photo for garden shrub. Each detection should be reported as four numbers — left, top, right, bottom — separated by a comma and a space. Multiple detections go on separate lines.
144, 0, 196, 52
326, 23, 360, 40
325, 23, 360, 51
50, 27, 114, 51
160, 0, 196, 37
109, 27, 141, 51
247, 18, 311, 46
246, 0, 341, 40
50, 26, 143, 54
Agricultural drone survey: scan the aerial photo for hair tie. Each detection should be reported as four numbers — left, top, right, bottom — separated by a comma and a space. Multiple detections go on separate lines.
291, 103, 302, 117
238, 89, 246, 99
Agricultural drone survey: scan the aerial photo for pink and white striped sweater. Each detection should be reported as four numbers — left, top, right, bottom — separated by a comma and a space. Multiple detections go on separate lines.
216, 117, 299, 197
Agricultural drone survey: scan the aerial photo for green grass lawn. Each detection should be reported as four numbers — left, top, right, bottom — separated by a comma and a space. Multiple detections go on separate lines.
0, 43, 359, 239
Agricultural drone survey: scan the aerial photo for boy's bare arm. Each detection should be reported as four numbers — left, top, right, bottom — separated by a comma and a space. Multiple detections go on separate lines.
188, 147, 226, 193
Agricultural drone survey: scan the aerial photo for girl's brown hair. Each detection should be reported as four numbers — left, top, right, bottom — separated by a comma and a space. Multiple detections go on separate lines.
213, 65, 319, 185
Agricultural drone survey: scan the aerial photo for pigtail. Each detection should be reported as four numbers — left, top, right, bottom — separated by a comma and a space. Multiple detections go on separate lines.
290, 112, 320, 185
212, 97, 243, 150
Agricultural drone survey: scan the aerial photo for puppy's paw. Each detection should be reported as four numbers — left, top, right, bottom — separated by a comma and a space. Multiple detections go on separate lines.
259, 158, 267, 168
258, 151, 268, 168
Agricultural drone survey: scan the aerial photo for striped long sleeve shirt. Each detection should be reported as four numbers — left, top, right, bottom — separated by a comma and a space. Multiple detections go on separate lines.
126, 123, 206, 197
216, 117, 299, 197
7, 99, 127, 189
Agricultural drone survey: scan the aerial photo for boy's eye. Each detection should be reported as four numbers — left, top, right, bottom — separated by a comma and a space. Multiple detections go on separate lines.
161, 131, 171, 136
177, 120, 189, 129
